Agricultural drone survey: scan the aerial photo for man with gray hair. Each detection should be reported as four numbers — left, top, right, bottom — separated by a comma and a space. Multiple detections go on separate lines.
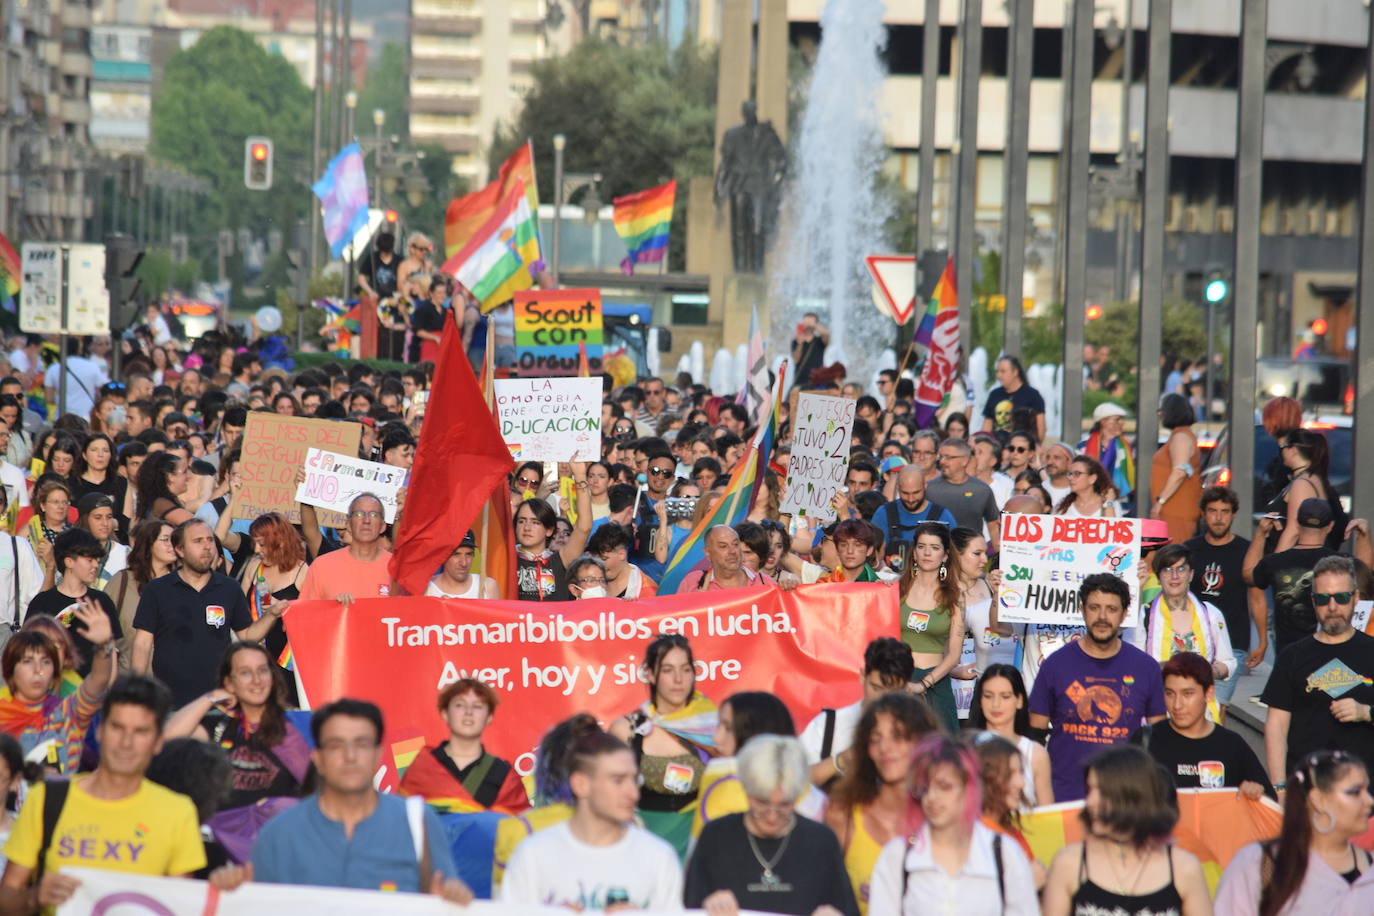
299, 493, 394, 604
684, 735, 858, 915
909, 429, 941, 477
1261, 554, 1374, 784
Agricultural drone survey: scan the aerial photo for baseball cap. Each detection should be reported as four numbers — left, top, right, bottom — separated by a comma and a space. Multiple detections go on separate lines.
458, 530, 477, 550
75, 493, 114, 517
1297, 498, 1333, 528
880, 455, 908, 474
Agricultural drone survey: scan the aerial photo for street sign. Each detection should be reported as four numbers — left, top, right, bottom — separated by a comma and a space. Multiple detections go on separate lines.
66, 244, 109, 335
19, 243, 109, 334
864, 254, 917, 325
19, 243, 62, 333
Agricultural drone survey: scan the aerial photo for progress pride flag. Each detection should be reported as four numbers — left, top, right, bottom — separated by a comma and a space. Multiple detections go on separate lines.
285, 582, 894, 788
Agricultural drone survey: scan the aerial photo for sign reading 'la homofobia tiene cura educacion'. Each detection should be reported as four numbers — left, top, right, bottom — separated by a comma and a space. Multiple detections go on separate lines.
997, 514, 1142, 627
493, 376, 602, 462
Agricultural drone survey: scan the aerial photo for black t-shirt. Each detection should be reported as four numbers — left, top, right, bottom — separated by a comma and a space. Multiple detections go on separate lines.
24, 587, 123, 676
407, 301, 446, 362
132, 571, 252, 707
358, 250, 400, 298
981, 384, 1046, 432
684, 814, 859, 916
1261, 632, 1374, 779
515, 551, 570, 602
1137, 720, 1274, 797
1251, 545, 1337, 651
1184, 535, 1253, 650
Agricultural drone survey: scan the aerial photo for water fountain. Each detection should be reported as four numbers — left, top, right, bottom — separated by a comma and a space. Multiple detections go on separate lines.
771, 0, 894, 387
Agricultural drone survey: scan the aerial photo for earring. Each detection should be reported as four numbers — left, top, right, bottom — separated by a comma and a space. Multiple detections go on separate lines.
1313, 808, 1337, 835
939, 563, 947, 582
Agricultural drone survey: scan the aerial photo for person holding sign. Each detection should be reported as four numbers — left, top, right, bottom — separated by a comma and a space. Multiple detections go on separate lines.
297, 494, 393, 605
514, 464, 591, 602
899, 522, 966, 735
1028, 574, 1167, 802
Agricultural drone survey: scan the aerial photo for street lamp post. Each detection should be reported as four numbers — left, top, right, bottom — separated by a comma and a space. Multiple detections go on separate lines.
344, 91, 357, 144
552, 134, 566, 286
372, 109, 385, 209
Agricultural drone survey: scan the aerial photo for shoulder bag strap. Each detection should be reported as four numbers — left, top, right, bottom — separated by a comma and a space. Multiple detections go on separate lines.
992, 833, 1004, 910
34, 778, 71, 885
820, 708, 837, 761
9, 534, 18, 629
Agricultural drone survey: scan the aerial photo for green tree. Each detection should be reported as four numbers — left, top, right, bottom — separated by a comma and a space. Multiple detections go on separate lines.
490, 40, 717, 270
150, 27, 313, 275
356, 42, 409, 141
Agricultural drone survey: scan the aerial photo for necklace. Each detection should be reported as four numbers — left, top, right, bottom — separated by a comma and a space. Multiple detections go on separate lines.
745, 819, 795, 893
1095, 836, 1151, 894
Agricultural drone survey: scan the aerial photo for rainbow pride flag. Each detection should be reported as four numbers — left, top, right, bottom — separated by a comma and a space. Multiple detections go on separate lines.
658, 360, 786, 595
612, 180, 675, 275
0, 234, 19, 314
913, 257, 959, 428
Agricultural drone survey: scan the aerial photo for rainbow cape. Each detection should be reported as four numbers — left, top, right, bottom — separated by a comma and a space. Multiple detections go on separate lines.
658, 361, 786, 595
612, 180, 675, 275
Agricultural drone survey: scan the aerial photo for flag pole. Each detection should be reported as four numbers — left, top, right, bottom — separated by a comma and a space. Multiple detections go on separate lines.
480, 329, 496, 595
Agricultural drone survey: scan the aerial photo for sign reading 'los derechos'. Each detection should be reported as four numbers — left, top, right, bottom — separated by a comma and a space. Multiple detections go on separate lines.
997, 514, 1142, 627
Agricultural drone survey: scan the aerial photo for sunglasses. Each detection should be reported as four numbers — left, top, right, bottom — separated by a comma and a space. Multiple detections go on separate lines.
648, 467, 674, 478
1009, 446, 1031, 453
1313, 591, 1354, 606
515, 476, 540, 488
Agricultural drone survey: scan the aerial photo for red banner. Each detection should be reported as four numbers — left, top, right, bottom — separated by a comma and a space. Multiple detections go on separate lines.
285, 583, 894, 789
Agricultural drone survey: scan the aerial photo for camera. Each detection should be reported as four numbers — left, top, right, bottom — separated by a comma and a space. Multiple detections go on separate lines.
663, 497, 698, 522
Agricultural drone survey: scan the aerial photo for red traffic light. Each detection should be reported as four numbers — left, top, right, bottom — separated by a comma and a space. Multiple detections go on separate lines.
1312, 318, 1329, 335
1085, 304, 1104, 320
384, 209, 399, 223
250, 143, 269, 162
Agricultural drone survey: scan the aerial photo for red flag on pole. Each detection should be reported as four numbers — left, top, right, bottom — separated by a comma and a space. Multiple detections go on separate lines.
389, 318, 515, 597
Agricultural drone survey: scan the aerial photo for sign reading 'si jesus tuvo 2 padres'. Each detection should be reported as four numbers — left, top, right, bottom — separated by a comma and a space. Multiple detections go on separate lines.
494, 376, 602, 462
997, 513, 1143, 626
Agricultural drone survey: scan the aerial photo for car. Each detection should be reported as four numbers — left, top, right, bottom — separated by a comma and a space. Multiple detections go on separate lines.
1256, 356, 1352, 415
1200, 416, 1352, 512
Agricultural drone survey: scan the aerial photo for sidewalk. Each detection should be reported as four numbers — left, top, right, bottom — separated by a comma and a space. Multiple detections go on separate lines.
1224, 657, 1273, 736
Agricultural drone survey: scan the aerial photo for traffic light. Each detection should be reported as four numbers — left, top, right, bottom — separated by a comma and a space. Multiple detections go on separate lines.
105, 234, 144, 329
1204, 271, 1228, 304
244, 137, 273, 190
1085, 303, 1104, 320
384, 209, 399, 225
286, 249, 309, 302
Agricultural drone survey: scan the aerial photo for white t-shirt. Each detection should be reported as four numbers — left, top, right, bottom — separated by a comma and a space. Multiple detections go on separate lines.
500, 821, 683, 911
6, 349, 29, 375
425, 576, 481, 599
0, 462, 27, 510
43, 356, 109, 420
1042, 479, 1071, 507
986, 471, 1014, 510
798, 700, 863, 766
963, 597, 1019, 672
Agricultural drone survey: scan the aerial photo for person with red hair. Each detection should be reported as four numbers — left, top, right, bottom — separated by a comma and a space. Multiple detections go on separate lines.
234, 512, 307, 701
868, 734, 1039, 915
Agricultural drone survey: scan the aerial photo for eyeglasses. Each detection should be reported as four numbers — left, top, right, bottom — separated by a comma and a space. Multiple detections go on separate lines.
648, 467, 674, 478
319, 738, 380, 755
1313, 591, 1355, 606
349, 510, 383, 520
747, 797, 795, 816
913, 449, 935, 457
410, 244, 432, 252
1161, 565, 1191, 577
1066, 470, 1087, 478
575, 576, 607, 586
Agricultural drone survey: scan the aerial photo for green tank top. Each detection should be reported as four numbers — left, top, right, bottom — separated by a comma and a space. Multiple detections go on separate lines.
900, 599, 951, 654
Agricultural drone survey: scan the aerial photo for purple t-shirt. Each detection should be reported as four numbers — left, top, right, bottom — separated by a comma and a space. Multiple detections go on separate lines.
1028, 640, 1166, 802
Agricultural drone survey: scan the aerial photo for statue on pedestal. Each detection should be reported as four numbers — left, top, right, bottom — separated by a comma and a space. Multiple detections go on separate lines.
713, 101, 786, 274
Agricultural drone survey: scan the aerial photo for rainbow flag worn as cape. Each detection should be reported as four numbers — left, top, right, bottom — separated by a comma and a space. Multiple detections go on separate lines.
638, 692, 719, 752
1020, 789, 1282, 893
0, 234, 19, 314
248, 567, 294, 671
657, 361, 786, 595
612, 180, 676, 275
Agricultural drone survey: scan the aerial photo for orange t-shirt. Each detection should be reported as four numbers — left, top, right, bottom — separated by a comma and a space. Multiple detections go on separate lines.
298, 548, 394, 602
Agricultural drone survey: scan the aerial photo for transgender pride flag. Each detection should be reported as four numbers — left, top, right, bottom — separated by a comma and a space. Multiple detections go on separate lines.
312, 144, 370, 258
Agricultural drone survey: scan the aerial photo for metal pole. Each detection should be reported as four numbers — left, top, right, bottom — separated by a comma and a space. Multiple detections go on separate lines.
1060, 0, 1092, 443
915, 0, 939, 258
1053, 1, 1074, 302
1135, 0, 1171, 509
1229, 0, 1266, 528
341, 0, 353, 143
1001, 0, 1032, 357
58, 246, 69, 418
1114, 0, 1136, 303
329, 0, 341, 151
1352, 0, 1374, 525
953, 0, 981, 373
552, 135, 566, 285
305, 0, 325, 352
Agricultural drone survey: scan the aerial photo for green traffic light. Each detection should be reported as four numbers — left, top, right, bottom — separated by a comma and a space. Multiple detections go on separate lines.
1205, 279, 1227, 303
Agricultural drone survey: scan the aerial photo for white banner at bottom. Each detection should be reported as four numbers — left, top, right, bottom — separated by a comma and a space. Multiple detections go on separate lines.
56, 868, 756, 916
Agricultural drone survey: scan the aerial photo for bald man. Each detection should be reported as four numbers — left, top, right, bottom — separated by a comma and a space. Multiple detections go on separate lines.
678, 525, 777, 591
870, 466, 956, 573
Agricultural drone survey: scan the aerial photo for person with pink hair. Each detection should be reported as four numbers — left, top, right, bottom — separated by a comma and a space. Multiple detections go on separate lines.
868, 734, 1039, 915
